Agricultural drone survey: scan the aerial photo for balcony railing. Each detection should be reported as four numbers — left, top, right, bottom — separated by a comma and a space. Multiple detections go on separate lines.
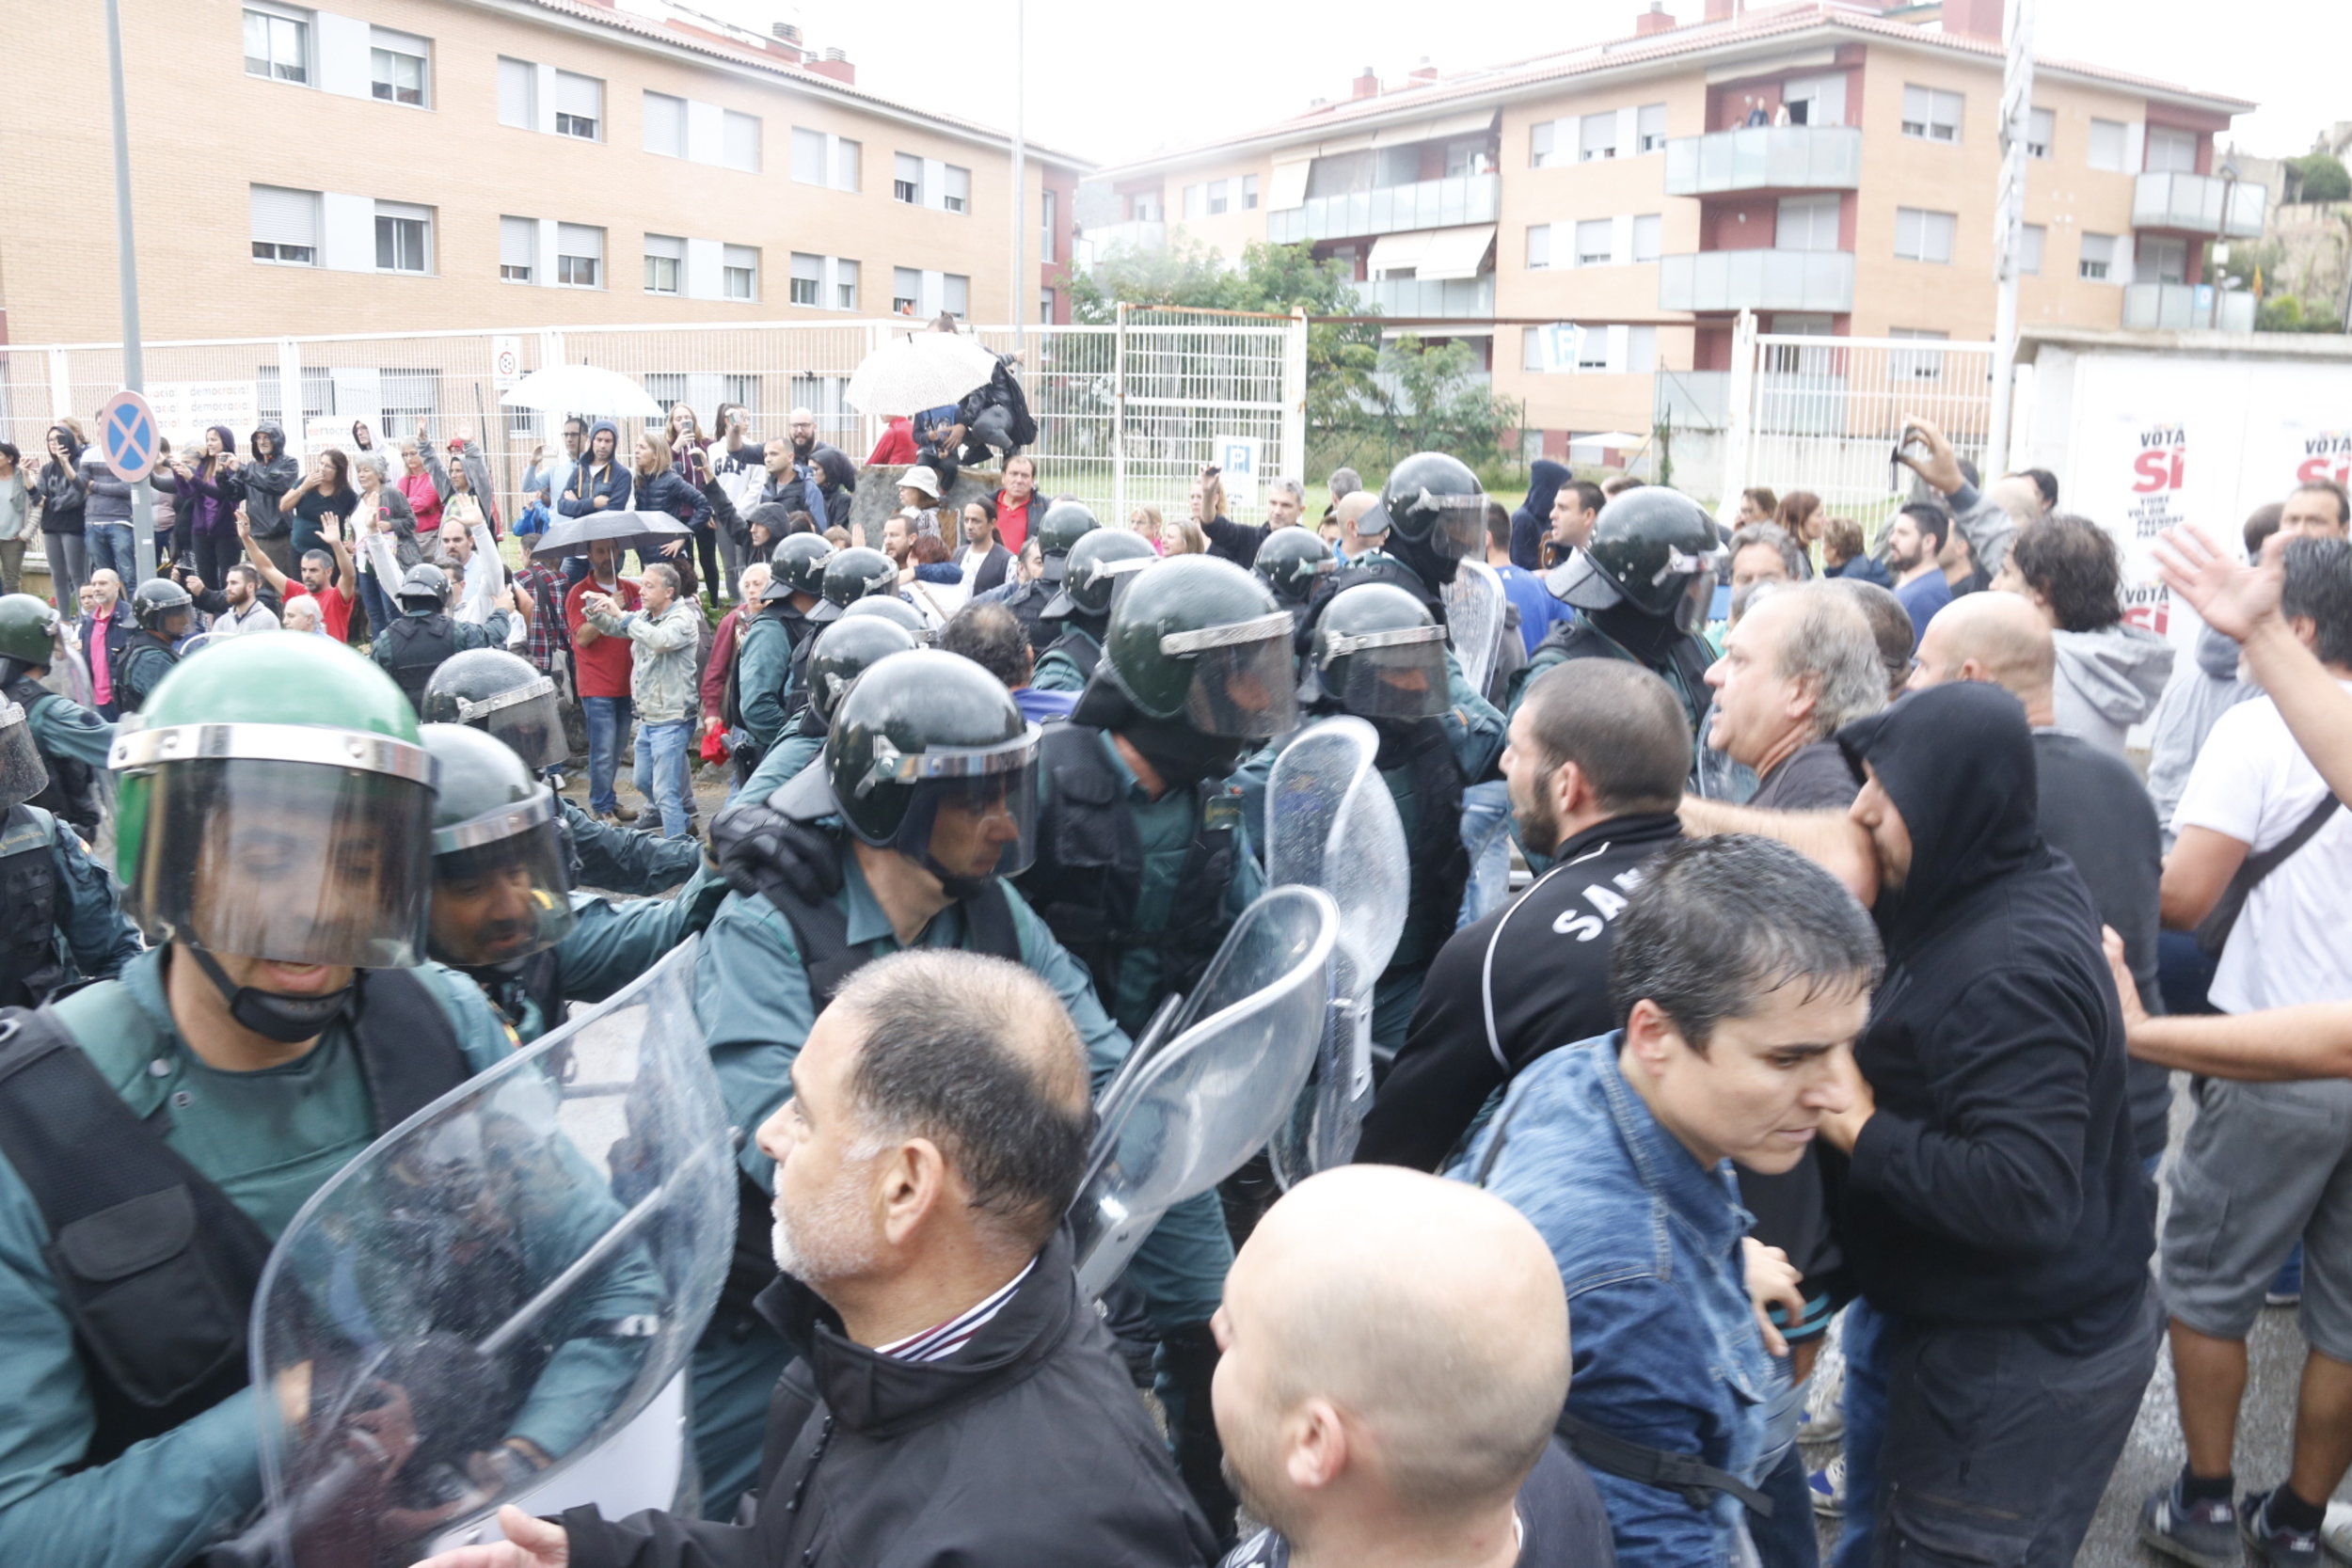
1077, 219, 1167, 265
2122, 282, 2258, 332
1659, 249, 1855, 313
1662, 125, 1864, 196
1352, 274, 1496, 318
2133, 171, 2266, 238
1266, 173, 1500, 245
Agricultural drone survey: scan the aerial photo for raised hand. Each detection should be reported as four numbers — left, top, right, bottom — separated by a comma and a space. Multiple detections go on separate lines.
2153, 524, 2283, 644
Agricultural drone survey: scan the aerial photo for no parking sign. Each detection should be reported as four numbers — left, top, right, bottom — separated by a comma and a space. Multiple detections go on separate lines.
98, 388, 160, 483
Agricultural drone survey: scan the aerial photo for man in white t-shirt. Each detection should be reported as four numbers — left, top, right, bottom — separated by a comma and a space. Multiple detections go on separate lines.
2144, 535, 2352, 1563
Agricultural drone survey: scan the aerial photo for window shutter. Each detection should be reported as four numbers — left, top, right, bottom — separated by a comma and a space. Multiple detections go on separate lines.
250, 184, 320, 246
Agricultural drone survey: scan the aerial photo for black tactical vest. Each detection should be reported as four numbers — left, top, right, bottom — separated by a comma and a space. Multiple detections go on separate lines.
377, 614, 461, 713
0, 806, 63, 1010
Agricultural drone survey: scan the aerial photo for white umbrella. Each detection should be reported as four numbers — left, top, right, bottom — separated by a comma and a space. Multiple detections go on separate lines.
1568, 430, 1648, 451
846, 332, 1003, 416
500, 364, 666, 420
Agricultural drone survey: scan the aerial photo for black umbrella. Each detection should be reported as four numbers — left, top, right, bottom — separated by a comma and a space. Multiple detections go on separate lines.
529, 510, 694, 562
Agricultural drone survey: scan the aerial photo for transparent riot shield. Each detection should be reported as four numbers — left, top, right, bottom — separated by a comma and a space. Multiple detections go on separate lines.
1441, 559, 1508, 699
1263, 718, 1409, 1181
231, 938, 733, 1568
177, 631, 222, 658
1071, 885, 1337, 1300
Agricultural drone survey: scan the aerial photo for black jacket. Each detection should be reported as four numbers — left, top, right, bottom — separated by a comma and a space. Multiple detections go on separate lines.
561, 1230, 1215, 1568
1511, 459, 1569, 572
964, 542, 1013, 596
238, 421, 301, 539
1829, 685, 2153, 1344
1359, 812, 1682, 1173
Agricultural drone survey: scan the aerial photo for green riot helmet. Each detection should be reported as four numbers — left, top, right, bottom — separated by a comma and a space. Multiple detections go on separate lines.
421, 647, 566, 773
1547, 485, 1722, 635
132, 578, 195, 640
1092, 555, 1299, 741
1304, 583, 1450, 720
1252, 528, 1337, 606
1362, 452, 1486, 563
1034, 500, 1102, 582
108, 634, 437, 980
0, 593, 61, 670
1043, 527, 1158, 620
840, 593, 933, 644
804, 616, 922, 727
0, 699, 46, 814
775, 648, 1040, 894
420, 722, 575, 969
807, 546, 897, 625
767, 533, 834, 601
395, 562, 449, 613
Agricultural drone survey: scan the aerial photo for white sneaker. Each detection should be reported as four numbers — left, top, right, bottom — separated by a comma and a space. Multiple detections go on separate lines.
2321, 1500, 2352, 1563
1802, 1346, 1847, 1445
1808, 1455, 1847, 1518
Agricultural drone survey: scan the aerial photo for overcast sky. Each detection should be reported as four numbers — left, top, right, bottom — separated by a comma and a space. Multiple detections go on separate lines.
734, 0, 2345, 170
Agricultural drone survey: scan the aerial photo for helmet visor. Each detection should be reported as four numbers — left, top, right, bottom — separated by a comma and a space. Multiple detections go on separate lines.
1421, 491, 1487, 562
119, 752, 435, 968
1161, 614, 1301, 740
0, 704, 47, 814
897, 762, 1041, 885
1327, 626, 1451, 720
455, 678, 567, 772
428, 804, 576, 968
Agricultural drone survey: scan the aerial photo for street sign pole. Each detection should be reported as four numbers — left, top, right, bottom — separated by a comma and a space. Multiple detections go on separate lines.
1986, 0, 2035, 479
104, 0, 155, 580
1009, 0, 1026, 354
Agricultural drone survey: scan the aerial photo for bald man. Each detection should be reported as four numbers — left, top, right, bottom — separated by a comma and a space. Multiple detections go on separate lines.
1214, 1166, 1614, 1568
1334, 489, 1387, 563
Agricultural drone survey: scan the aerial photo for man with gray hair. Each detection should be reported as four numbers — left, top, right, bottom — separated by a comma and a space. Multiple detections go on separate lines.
1705, 581, 1885, 811
583, 560, 703, 841
1263, 478, 1306, 535
425, 948, 1215, 1568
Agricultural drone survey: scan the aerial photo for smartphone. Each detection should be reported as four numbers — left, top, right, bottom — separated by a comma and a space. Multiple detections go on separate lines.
1888, 431, 1925, 494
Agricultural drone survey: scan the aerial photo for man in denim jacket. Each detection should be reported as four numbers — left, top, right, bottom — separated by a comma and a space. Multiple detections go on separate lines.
1461, 835, 1882, 1568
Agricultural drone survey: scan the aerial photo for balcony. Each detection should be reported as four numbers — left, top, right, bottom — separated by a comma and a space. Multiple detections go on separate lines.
1659, 249, 1854, 314
1353, 274, 1496, 318
1266, 173, 1500, 245
2122, 282, 2258, 332
1077, 219, 1167, 266
2133, 171, 2266, 238
1662, 125, 1864, 197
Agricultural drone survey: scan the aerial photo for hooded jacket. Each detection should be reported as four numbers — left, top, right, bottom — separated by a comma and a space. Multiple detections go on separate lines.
1831, 684, 2153, 1344
36, 428, 87, 538
558, 1230, 1215, 1568
180, 426, 245, 538
561, 422, 635, 517
421, 437, 501, 535
2049, 622, 2173, 755
1511, 459, 1569, 572
2145, 623, 2256, 844
239, 421, 300, 539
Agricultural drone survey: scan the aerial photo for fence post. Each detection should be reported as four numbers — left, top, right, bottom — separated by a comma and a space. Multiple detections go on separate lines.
1112, 302, 1128, 527
1281, 310, 1309, 485
277, 338, 303, 442
47, 349, 72, 421
1719, 309, 1757, 523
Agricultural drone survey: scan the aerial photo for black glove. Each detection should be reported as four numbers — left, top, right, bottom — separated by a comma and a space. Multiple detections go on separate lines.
709, 796, 844, 906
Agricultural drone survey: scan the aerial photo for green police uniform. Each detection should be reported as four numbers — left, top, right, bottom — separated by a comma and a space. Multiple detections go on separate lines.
1028, 628, 1099, 693
0, 802, 142, 1006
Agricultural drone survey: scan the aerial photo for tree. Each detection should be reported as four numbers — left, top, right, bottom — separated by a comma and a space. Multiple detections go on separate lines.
1344, 337, 1524, 476
2289, 152, 2351, 204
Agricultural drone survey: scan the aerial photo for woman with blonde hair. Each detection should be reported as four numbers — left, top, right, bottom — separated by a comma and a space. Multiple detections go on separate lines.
630, 428, 710, 585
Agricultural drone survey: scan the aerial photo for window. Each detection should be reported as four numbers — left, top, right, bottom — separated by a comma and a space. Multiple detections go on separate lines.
2146, 126, 2198, 173
2019, 222, 2044, 276
1580, 111, 1618, 162
1129, 192, 1162, 222
2142, 234, 2188, 285
1889, 328, 1949, 381
835, 260, 859, 310
2078, 231, 2117, 281
554, 71, 601, 140
1242, 174, 1260, 211
723, 111, 761, 172
1041, 189, 1057, 261
1900, 85, 1963, 142
792, 126, 826, 182
1041, 288, 1056, 323
943, 165, 970, 214
379, 368, 441, 435
894, 153, 923, 204
1776, 194, 1839, 252
789, 251, 822, 307
2026, 107, 2054, 160
1576, 333, 1612, 372
249, 183, 319, 265
370, 33, 427, 106
500, 214, 534, 282
243, 4, 308, 84
1637, 103, 1668, 153
1628, 325, 1659, 373
1632, 213, 1663, 262
834, 137, 861, 192
1526, 223, 1551, 270
1184, 182, 1205, 219
373, 201, 430, 274
723, 245, 759, 301
1574, 217, 1613, 267
892, 266, 921, 314
942, 274, 970, 321
497, 56, 535, 128
644, 91, 686, 156
2087, 119, 2126, 172
1207, 178, 1230, 216
556, 223, 602, 287
643, 233, 684, 294
1530, 120, 1557, 168
1894, 206, 1956, 263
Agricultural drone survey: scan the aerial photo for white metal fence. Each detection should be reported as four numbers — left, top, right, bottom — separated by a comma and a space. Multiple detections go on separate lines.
1, 306, 1306, 539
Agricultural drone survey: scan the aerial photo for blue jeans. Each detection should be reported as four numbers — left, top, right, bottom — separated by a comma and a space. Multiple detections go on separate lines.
1834, 1300, 1889, 1568
1456, 780, 1515, 930
85, 521, 137, 582
583, 695, 632, 816
357, 570, 397, 645
633, 718, 691, 839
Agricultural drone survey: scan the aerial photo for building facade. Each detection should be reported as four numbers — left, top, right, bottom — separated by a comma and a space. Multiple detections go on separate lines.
1077, 0, 2262, 458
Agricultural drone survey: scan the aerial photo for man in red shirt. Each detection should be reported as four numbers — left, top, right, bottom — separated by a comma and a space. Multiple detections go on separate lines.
995, 454, 1038, 555
565, 537, 643, 824
237, 512, 355, 641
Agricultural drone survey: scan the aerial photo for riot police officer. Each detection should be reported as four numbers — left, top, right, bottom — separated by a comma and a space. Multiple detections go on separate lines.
1517, 484, 1722, 740
421, 722, 727, 1042
1316, 451, 1488, 619
0, 593, 113, 839
982, 498, 1100, 653
785, 545, 898, 710
718, 613, 920, 812
114, 578, 195, 715
838, 591, 934, 643
1031, 526, 1158, 692
372, 562, 514, 713
726, 531, 832, 768
0, 633, 515, 1568
1252, 524, 1337, 636
421, 647, 698, 896
0, 696, 139, 1009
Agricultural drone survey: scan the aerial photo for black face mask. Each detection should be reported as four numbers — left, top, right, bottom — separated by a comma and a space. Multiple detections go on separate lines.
1386, 531, 1461, 594
184, 944, 354, 1045
1124, 717, 1249, 791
